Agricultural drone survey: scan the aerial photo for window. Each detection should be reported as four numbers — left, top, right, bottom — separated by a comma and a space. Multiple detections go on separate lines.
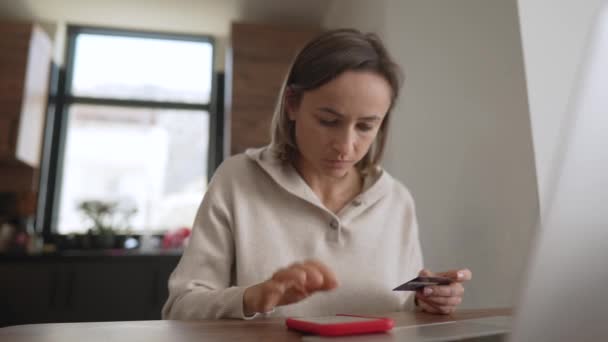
41, 27, 218, 235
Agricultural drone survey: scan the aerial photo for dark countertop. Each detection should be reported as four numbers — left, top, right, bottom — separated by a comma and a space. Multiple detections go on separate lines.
0, 249, 182, 261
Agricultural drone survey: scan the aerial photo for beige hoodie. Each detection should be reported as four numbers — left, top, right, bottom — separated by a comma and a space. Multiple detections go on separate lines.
162, 146, 423, 320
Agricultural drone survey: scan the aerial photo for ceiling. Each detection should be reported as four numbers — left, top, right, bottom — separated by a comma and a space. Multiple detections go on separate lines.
0, 0, 336, 68
0, 0, 335, 36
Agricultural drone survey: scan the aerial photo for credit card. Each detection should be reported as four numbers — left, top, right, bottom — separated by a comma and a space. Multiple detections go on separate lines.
392, 276, 453, 291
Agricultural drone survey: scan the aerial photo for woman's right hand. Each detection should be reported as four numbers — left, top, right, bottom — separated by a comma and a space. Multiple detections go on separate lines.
243, 259, 339, 316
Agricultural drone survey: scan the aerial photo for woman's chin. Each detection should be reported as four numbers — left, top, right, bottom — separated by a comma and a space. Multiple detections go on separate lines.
322, 165, 352, 179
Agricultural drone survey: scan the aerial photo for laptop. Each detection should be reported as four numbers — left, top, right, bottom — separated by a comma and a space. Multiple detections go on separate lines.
305, 1, 608, 341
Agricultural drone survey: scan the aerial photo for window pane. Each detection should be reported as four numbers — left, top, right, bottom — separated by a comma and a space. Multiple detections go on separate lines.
70, 34, 213, 104
57, 105, 209, 234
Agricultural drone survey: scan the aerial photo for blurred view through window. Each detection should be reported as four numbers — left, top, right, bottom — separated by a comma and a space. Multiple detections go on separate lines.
57, 29, 213, 234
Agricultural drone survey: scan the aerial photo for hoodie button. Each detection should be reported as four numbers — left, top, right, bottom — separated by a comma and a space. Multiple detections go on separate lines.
329, 219, 339, 230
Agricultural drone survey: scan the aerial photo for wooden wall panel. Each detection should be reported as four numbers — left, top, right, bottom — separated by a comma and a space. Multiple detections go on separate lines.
0, 22, 51, 167
0, 21, 51, 218
229, 23, 321, 155
0, 163, 38, 193
0, 22, 30, 121
0, 118, 15, 158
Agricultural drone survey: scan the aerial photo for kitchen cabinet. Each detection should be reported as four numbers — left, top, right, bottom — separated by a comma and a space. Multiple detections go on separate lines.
0, 253, 180, 327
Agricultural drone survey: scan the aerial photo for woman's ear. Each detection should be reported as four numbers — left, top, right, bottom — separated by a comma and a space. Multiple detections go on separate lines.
285, 86, 299, 121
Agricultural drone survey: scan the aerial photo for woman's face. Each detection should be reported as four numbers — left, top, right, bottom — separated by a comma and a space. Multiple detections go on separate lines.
287, 70, 392, 179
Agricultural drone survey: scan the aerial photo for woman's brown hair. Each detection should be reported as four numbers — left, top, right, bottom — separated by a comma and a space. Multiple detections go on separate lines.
270, 29, 403, 174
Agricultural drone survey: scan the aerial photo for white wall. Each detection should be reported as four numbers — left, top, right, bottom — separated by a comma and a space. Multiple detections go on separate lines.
517, 0, 605, 214
324, 0, 539, 309
323, 0, 388, 36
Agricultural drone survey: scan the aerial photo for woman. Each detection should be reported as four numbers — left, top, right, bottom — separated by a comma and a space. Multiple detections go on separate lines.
162, 29, 471, 320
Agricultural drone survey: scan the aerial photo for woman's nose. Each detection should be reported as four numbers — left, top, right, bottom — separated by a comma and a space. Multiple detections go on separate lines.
331, 128, 355, 156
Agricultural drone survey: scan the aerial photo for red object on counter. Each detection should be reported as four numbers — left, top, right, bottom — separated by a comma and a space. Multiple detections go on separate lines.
162, 227, 191, 249
286, 314, 394, 336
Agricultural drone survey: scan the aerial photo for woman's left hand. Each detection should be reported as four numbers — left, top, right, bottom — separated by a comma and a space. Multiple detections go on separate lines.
415, 268, 472, 315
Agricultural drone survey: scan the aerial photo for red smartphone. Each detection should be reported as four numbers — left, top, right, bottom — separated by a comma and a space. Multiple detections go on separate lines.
285, 314, 394, 336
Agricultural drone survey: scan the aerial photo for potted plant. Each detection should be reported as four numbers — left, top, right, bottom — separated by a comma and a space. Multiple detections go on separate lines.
77, 200, 137, 249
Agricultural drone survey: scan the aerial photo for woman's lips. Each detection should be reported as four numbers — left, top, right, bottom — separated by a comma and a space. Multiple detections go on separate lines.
323, 159, 352, 168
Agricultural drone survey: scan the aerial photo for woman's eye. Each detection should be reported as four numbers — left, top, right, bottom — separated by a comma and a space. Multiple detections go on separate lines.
319, 119, 338, 126
357, 123, 373, 132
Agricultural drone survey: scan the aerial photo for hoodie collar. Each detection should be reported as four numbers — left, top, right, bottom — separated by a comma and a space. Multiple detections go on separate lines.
245, 146, 393, 214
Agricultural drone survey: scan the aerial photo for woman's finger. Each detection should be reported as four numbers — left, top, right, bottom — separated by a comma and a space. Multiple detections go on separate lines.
294, 263, 325, 291
257, 260, 339, 312
423, 282, 464, 297
436, 306, 456, 315
436, 269, 473, 282
416, 292, 462, 306
417, 297, 440, 314
418, 296, 456, 315
272, 266, 308, 289
417, 297, 444, 314
303, 259, 339, 289
259, 280, 287, 312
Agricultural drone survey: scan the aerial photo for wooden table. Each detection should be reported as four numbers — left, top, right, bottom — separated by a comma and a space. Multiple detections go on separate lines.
0, 308, 511, 342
